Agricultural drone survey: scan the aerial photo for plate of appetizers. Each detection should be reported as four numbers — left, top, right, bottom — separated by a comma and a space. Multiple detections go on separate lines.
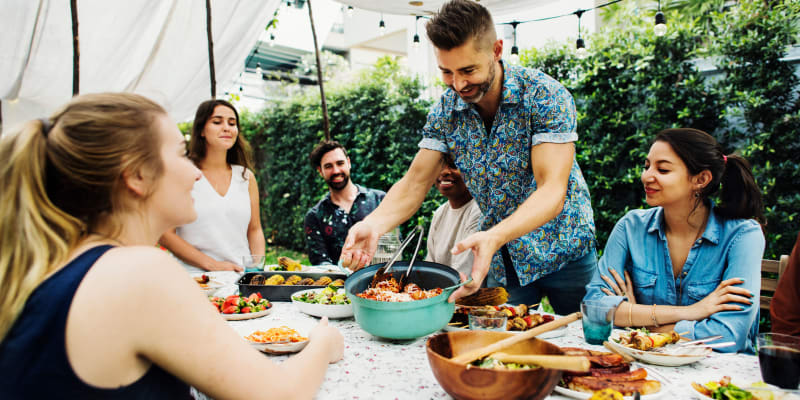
444, 304, 567, 339
192, 273, 226, 294
606, 329, 712, 366
209, 293, 272, 321
554, 347, 663, 399
692, 376, 800, 400
244, 325, 309, 354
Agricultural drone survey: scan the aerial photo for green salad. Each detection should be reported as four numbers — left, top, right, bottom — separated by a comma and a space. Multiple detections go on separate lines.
473, 357, 540, 370
293, 285, 350, 305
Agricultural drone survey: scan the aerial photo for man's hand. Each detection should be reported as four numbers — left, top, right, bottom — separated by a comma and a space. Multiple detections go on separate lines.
206, 260, 244, 272
340, 220, 380, 271
447, 231, 504, 302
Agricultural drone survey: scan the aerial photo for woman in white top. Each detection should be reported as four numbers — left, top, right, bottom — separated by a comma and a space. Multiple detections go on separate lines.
160, 100, 265, 272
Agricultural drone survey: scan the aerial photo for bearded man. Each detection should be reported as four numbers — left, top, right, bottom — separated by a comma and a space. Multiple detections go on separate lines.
304, 140, 385, 265
340, 0, 596, 314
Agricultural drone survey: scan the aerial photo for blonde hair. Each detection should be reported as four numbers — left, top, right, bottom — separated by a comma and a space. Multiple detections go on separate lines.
0, 93, 166, 340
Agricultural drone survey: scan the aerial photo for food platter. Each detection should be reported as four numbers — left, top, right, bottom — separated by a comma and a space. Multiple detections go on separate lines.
553, 385, 663, 400
442, 306, 567, 339
606, 331, 712, 367
243, 322, 312, 355
291, 288, 354, 319
222, 305, 273, 321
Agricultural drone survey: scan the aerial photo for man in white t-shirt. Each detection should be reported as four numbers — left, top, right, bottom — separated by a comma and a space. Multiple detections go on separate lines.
425, 155, 482, 276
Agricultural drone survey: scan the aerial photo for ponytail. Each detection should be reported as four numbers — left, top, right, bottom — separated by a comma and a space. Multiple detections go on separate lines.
716, 154, 765, 225
0, 93, 166, 341
0, 120, 83, 341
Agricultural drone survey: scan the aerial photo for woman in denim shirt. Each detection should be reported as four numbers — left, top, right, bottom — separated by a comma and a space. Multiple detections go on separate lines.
584, 128, 765, 353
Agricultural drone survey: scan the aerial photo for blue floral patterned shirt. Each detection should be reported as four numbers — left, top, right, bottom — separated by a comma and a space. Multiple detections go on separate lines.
418, 62, 596, 286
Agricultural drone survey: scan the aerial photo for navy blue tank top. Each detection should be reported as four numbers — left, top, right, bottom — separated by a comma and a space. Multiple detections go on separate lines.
0, 245, 191, 399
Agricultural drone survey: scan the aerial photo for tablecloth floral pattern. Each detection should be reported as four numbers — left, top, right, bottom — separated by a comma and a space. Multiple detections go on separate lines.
200, 272, 765, 400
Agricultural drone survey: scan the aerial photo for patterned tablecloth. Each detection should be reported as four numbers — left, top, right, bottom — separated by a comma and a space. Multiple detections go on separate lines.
202, 271, 766, 400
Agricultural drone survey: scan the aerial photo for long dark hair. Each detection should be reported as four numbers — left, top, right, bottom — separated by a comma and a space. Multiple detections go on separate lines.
654, 128, 765, 225
188, 99, 253, 178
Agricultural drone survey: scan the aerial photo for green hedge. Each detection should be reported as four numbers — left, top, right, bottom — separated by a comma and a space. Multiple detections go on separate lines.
240, 2, 799, 261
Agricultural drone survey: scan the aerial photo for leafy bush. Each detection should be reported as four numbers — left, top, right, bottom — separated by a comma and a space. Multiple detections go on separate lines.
241, 57, 437, 251
522, 1, 799, 258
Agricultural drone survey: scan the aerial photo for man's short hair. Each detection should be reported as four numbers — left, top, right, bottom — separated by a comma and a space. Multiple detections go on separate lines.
426, 0, 496, 51
310, 140, 348, 169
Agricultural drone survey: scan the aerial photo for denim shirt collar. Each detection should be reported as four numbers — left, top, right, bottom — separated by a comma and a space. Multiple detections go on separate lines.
646, 202, 723, 245
454, 60, 521, 112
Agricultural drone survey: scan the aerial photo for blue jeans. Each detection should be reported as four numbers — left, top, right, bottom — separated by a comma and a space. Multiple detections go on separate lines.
487, 247, 597, 315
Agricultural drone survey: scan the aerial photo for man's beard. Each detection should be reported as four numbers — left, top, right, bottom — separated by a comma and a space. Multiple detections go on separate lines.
326, 173, 349, 191
451, 60, 495, 103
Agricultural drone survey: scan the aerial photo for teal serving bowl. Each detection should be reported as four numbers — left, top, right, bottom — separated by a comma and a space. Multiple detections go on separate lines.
345, 261, 468, 340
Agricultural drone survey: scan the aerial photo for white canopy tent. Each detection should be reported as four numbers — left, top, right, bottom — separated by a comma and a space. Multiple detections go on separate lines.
0, 0, 282, 131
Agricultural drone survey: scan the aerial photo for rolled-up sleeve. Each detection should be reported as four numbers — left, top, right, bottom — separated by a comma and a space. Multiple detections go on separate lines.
584, 216, 632, 312
675, 223, 765, 353
530, 77, 578, 147
418, 98, 450, 154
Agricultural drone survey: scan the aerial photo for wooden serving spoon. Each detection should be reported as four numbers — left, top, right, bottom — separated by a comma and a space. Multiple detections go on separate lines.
450, 311, 582, 365
488, 352, 591, 372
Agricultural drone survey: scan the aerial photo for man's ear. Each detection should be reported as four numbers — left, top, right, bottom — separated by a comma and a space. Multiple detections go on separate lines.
493, 39, 503, 61
316, 166, 323, 177
122, 167, 148, 197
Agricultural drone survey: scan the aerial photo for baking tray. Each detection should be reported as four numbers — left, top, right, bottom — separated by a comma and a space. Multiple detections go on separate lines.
238, 271, 348, 302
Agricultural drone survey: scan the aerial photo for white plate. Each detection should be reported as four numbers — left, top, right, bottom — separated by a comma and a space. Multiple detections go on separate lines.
244, 324, 311, 354
222, 305, 273, 321
291, 288, 353, 319
192, 274, 226, 294
554, 384, 663, 400
606, 331, 712, 366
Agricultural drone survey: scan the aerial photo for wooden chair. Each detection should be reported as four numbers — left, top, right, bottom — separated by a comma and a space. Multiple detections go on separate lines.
760, 255, 790, 313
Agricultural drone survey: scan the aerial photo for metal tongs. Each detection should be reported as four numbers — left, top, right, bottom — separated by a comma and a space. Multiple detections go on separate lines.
369, 225, 424, 288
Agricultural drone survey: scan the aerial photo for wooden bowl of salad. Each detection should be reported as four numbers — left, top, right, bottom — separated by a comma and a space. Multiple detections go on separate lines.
426, 330, 563, 400
291, 286, 353, 319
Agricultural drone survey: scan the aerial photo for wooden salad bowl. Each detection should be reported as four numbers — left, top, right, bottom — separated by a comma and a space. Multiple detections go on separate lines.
426, 330, 563, 400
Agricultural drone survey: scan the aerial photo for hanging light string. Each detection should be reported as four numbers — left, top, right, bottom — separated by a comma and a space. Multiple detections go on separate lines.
495, 0, 624, 26
509, 21, 520, 64
412, 15, 421, 49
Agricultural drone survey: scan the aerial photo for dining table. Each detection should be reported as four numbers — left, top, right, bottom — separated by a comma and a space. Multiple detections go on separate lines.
198, 271, 771, 400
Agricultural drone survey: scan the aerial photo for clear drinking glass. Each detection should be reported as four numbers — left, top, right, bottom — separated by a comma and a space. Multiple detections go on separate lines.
242, 255, 266, 273
581, 300, 616, 345
757, 332, 800, 389
373, 229, 401, 265
468, 309, 507, 332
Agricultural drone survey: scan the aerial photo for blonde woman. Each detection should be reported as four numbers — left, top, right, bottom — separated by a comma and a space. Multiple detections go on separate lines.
0, 93, 343, 398
160, 99, 265, 273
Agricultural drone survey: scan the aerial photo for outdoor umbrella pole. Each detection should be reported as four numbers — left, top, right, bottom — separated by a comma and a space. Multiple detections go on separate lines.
307, 0, 330, 141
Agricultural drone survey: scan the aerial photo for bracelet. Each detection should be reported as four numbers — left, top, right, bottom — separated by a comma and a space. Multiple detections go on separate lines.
651, 304, 660, 327
628, 303, 634, 327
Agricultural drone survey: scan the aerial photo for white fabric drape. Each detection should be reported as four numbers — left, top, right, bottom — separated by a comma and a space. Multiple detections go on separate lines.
0, 0, 280, 130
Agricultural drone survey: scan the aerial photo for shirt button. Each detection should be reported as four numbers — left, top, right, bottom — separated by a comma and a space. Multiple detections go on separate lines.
683, 271, 687, 276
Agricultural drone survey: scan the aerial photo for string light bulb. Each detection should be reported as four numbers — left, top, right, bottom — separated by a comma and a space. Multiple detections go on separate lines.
574, 9, 588, 59
379, 14, 386, 36
576, 38, 588, 59
412, 16, 421, 51
346, 5, 354, 17
269, 33, 275, 46
509, 21, 520, 64
654, 0, 667, 36
255, 62, 262, 77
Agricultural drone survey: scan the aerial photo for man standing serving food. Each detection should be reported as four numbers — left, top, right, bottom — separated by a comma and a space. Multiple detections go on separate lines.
340, 0, 596, 314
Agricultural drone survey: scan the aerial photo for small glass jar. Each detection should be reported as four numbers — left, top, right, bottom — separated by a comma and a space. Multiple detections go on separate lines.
468, 310, 507, 332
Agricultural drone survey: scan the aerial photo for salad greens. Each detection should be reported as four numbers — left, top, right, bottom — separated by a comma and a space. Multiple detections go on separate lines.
473, 357, 540, 370
293, 285, 350, 305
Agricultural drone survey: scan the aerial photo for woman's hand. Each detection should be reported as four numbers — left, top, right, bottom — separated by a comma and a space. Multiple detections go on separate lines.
207, 260, 243, 272
687, 278, 752, 320
601, 269, 637, 304
309, 317, 344, 363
